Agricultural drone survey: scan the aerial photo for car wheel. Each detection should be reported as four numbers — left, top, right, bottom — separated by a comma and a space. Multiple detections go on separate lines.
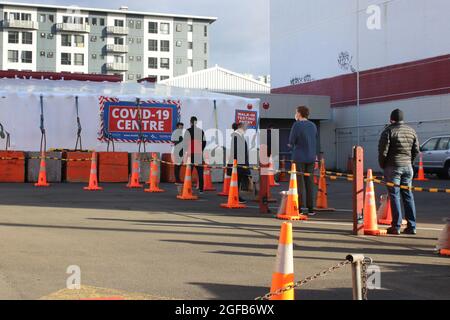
442, 162, 450, 180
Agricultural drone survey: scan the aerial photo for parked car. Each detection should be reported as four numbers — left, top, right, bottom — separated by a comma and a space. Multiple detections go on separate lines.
414, 135, 450, 179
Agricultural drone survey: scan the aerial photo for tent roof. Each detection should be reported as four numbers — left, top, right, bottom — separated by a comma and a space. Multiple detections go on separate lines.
0, 78, 256, 101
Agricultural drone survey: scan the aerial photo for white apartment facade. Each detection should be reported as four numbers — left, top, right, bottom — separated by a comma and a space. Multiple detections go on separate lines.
0, 2, 216, 81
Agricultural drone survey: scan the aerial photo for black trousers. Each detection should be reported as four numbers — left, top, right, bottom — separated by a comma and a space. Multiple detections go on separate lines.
193, 165, 204, 191
295, 162, 316, 213
174, 164, 182, 183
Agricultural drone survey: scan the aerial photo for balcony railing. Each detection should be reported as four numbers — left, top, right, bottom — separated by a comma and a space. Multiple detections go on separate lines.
56, 23, 90, 33
1, 20, 39, 30
106, 44, 129, 53
106, 26, 129, 35
106, 63, 129, 71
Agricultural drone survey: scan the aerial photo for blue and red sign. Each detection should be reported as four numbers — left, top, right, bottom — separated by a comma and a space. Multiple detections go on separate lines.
235, 110, 258, 129
101, 100, 178, 142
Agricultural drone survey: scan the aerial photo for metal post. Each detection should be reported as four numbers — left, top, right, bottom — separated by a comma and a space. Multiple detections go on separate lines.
356, 0, 361, 145
352, 146, 365, 235
347, 254, 365, 300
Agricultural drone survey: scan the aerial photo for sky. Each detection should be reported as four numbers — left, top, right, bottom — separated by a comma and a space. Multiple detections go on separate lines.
5, 0, 270, 76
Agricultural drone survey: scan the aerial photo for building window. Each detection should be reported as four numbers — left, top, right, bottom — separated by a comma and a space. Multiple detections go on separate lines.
176, 40, 182, 47
136, 20, 142, 29
74, 35, 84, 47
160, 40, 170, 52
92, 54, 97, 59
22, 32, 33, 45
188, 24, 193, 32
47, 33, 53, 39
61, 53, 71, 65
48, 15, 54, 23
148, 57, 157, 69
160, 23, 170, 35
74, 53, 84, 66
7, 50, 18, 63
90, 35, 97, 42
114, 19, 124, 27
128, 74, 134, 80
204, 43, 207, 54
188, 59, 193, 67
136, 38, 142, 44
188, 42, 193, 50
114, 37, 124, 45
148, 22, 158, 34
40, 51, 46, 57
92, 18, 97, 25
136, 56, 142, 62
148, 39, 158, 51
160, 76, 170, 81
40, 32, 46, 38
176, 24, 182, 32
136, 74, 141, 79
21, 13, 32, 21
8, 31, 19, 44
204, 60, 208, 69
61, 34, 71, 46
128, 20, 134, 28
21, 51, 32, 63
47, 52, 54, 58
100, 18, 105, 26
160, 58, 170, 69
39, 14, 46, 23
204, 25, 208, 37
129, 56, 134, 61
128, 37, 134, 44
176, 58, 182, 64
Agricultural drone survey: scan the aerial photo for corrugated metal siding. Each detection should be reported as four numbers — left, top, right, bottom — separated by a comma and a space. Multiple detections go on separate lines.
161, 67, 271, 93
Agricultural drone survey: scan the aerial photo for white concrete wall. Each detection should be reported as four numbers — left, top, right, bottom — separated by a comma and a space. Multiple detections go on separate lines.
331, 93, 450, 171
270, 0, 450, 88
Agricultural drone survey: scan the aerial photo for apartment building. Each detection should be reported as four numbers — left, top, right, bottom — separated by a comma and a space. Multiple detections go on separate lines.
0, 2, 216, 81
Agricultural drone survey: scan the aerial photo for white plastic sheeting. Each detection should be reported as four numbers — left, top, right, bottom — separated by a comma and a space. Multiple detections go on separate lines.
0, 79, 259, 154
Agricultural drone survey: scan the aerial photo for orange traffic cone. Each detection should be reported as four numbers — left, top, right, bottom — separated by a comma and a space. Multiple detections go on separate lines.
35, 151, 50, 187
177, 159, 199, 200
203, 164, 216, 191
313, 156, 319, 185
277, 163, 308, 221
145, 154, 164, 193
377, 194, 407, 226
436, 219, 450, 257
364, 169, 387, 236
127, 153, 143, 188
269, 156, 280, 187
315, 159, 335, 212
217, 168, 231, 197
84, 151, 102, 191
269, 222, 295, 300
220, 160, 246, 209
278, 157, 290, 183
415, 153, 428, 181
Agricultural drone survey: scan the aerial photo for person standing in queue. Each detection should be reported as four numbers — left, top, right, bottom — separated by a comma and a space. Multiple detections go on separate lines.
229, 122, 250, 204
183, 116, 206, 194
288, 106, 318, 216
171, 122, 184, 185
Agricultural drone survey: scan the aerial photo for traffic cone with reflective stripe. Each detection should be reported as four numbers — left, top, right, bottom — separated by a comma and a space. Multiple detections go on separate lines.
217, 168, 231, 197
315, 159, 335, 212
145, 153, 164, 193
277, 163, 308, 221
177, 159, 199, 200
377, 194, 407, 226
127, 153, 143, 188
278, 157, 290, 183
220, 160, 246, 209
269, 222, 294, 300
35, 151, 50, 187
436, 219, 450, 256
364, 169, 387, 236
203, 164, 216, 191
269, 156, 280, 187
84, 151, 102, 191
415, 153, 428, 181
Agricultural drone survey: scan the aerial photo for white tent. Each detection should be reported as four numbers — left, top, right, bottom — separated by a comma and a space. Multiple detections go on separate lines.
0, 78, 260, 160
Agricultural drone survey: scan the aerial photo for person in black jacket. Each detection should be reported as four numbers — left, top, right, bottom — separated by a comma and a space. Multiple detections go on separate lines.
229, 122, 250, 203
378, 109, 420, 235
183, 116, 206, 193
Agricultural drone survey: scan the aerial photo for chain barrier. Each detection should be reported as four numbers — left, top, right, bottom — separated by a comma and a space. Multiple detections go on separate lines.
254, 260, 352, 300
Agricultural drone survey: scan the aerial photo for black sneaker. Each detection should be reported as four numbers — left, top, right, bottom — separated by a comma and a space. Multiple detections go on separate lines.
387, 227, 400, 235
307, 211, 317, 217
239, 197, 247, 204
402, 228, 417, 235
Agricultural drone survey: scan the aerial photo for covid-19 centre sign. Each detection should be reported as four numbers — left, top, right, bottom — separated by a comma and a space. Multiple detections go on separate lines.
98, 96, 180, 143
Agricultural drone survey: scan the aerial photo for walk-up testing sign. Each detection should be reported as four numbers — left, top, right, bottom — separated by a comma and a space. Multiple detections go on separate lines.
235, 109, 258, 130
100, 97, 179, 143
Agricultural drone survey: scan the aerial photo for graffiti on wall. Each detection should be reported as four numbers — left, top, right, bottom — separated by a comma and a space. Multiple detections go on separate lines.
290, 74, 315, 86
338, 51, 356, 73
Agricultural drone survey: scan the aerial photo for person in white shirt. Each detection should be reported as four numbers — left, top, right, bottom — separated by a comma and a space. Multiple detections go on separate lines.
171, 122, 184, 184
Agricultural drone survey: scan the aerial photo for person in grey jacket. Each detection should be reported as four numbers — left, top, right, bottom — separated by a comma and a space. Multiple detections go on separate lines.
378, 109, 420, 235
288, 106, 318, 216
